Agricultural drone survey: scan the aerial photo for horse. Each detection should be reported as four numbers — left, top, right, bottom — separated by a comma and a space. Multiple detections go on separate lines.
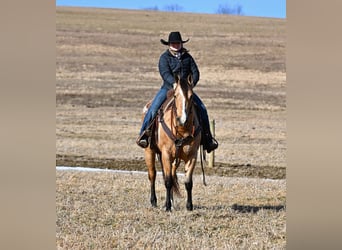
143, 74, 202, 211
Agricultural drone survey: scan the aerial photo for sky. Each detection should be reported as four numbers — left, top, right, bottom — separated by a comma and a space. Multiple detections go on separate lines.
56, 0, 286, 19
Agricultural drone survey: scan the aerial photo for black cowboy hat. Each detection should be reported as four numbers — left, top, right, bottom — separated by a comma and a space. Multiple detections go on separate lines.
160, 31, 189, 45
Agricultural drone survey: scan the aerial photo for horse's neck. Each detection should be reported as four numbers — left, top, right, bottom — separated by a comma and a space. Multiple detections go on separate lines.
161, 94, 175, 112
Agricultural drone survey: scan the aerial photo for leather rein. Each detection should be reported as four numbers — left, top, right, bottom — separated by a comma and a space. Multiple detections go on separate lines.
158, 97, 201, 164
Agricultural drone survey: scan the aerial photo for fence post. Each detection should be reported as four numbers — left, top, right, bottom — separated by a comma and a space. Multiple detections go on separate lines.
208, 119, 215, 168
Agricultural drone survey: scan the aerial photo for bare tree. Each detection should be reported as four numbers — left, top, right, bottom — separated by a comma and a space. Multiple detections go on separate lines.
217, 3, 243, 15
163, 4, 183, 12
143, 6, 159, 11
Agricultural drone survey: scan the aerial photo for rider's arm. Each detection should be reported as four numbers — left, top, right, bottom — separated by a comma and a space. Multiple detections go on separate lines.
190, 56, 200, 87
159, 52, 175, 90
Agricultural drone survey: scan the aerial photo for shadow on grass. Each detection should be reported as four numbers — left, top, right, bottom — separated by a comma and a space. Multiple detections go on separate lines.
193, 204, 285, 214
231, 204, 285, 213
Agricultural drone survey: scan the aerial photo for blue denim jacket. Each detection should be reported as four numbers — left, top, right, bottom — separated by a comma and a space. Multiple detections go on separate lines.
158, 49, 200, 90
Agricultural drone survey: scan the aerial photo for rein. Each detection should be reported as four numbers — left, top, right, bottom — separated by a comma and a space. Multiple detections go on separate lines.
158, 106, 197, 163
159, 100, 200, 147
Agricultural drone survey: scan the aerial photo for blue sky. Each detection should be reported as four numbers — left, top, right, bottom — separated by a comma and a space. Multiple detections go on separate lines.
56, 0, 286, 19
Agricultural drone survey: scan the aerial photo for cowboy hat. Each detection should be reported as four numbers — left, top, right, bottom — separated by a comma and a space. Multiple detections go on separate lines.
160, 31, 189, 45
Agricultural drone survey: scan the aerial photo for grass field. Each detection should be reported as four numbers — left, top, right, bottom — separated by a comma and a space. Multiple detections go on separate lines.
56, 170, 286, 249
56, 7, 286, 249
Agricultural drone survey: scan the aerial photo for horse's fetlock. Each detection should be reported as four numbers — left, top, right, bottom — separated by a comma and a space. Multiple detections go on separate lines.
150, 197, 157, 207
165, 200, 172, 212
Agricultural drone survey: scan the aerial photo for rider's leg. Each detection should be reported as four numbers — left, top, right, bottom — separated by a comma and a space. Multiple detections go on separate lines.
137, 87, 168, 148
193, 94, 218, 153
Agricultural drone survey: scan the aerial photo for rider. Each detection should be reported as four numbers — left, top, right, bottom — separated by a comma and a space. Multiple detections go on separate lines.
136, 31, 218, 153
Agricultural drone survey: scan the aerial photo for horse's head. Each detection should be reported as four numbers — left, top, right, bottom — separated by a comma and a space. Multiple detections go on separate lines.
173, 74, 194, 126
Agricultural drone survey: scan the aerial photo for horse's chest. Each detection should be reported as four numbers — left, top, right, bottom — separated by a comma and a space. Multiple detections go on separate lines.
182, 145, 192, 155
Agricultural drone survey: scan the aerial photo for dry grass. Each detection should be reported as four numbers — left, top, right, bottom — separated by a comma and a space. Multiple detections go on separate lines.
56, 170, 286, 249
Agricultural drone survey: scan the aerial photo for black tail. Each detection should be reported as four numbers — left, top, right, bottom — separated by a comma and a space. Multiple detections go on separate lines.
171, 171, 181, 197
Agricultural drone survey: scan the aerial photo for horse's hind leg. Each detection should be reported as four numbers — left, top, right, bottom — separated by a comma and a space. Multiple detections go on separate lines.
145, 148, 157, 207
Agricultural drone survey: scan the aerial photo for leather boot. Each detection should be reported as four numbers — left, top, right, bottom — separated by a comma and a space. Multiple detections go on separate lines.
136, 130, 151, 148
203, 133, 218, 153
205, 137, 218, 154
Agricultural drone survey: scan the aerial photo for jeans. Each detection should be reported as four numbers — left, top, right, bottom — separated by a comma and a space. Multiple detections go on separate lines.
193, 94, 210, 133
140, 87, 168, 135
139, 87, 210, 135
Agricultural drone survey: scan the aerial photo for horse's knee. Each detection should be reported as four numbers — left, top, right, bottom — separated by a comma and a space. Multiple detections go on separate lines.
148, 169, 156, 181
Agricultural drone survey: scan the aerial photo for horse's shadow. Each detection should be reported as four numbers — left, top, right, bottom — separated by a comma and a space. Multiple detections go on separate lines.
193, 203, 285, 214
231, 203, 285, 213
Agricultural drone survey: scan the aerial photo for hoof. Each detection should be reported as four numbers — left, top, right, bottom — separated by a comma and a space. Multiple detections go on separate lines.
151, 200, 157, 207
186, 203, 193, 211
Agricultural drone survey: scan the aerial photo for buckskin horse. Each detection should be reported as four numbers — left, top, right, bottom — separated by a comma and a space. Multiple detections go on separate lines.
143, 74, 203, 211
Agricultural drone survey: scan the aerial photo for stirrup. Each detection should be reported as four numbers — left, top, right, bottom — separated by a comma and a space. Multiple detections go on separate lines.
136, 135, 148, 148
136, 130, 150, 148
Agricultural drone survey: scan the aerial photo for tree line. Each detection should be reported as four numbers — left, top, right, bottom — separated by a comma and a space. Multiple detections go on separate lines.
144, 3, 243, 15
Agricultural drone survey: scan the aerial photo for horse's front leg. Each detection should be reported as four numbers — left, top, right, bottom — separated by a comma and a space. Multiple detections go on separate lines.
145, 148, 157, 207
184, 157, 197, 211
185, 181, 193, 211
161, 152, 173, 211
